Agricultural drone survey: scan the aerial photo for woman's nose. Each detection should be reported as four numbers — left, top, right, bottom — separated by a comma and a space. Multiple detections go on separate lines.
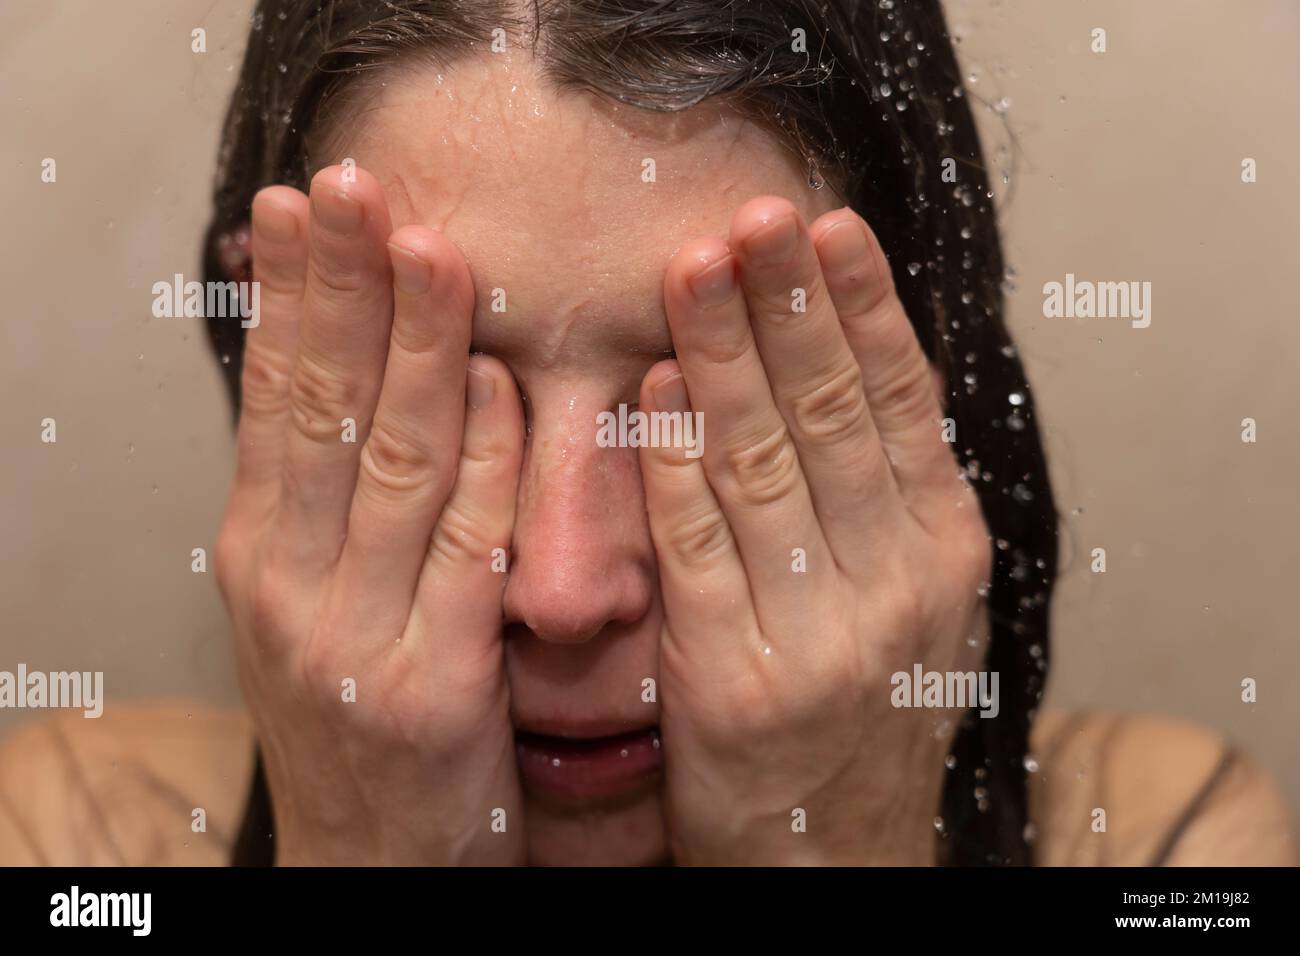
502, 416, 654, 645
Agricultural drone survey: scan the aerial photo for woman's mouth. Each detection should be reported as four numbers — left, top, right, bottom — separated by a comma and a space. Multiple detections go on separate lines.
514, 726, 663, 804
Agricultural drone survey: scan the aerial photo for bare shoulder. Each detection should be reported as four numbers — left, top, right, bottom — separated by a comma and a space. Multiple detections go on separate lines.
0, 702, 253, 866
1028, 709, 1297, 866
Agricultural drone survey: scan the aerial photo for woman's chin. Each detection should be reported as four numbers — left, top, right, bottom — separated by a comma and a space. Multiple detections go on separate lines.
523, 788, 669, 866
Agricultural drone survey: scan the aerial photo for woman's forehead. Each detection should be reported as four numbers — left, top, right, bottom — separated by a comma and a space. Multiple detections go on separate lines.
327, 55, 839, 363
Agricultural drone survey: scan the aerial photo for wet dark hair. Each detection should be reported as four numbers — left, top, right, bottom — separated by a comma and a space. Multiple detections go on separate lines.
205, 0, 1058, 866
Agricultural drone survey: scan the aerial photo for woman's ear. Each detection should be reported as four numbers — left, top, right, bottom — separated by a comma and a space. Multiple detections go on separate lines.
215, 223, 252, 284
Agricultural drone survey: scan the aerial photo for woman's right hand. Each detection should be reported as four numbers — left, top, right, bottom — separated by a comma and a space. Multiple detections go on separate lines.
213, 165, 526, 864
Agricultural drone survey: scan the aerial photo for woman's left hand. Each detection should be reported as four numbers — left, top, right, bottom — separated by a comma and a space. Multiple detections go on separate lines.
637, 198, 992, 865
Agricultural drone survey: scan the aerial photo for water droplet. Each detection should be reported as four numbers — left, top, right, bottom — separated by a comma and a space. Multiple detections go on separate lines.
1023, 755, 1040, 773
1008, 391, 1025, 406
907, 261, 922, 276
879, 82, 892, 97
944, 755, 957, 770
992, 96, 1012, 115
806, 157, 825, 190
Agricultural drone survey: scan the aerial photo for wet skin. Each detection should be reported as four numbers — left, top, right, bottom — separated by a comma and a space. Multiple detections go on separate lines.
216, 53, 988, 865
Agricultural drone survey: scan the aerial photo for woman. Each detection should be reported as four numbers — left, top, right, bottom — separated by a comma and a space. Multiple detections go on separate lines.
0, 0, 1292, 866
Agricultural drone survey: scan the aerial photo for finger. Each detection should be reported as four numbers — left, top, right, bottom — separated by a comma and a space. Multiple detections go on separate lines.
727, 197, 902, 564
272, 165, 394, 578
635, 360, 759, 664
328, 225, 477, 634
231, 186, 309, 523
410, 354, 526, 655
663, 236, 832, 625
809, 207, 966, 527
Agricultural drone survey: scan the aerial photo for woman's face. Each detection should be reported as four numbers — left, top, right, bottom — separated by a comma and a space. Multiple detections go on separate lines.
330, 53, 842, 864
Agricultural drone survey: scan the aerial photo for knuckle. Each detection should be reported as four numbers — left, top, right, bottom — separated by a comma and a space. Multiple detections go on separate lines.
289, 349, 359, 443
660, 505, 733, 570
753, 275, 824, 319
719, 422, 801, 508
873, 353, 935, 426
694, 325, 754, 368
460, 428, 510, 470
724, 681, 784, 736
252, 270, 304, 302
297, 637, 346, 710
787, 360, 870, 447
308, 257, 369, 297
239, 348, 293, 418
875, 560, 928, 653
247, 564, 297, 657
213, 526, 247, 604
359, 417, 437, 494
428, 499, 499, 567
951, 516, 994, 597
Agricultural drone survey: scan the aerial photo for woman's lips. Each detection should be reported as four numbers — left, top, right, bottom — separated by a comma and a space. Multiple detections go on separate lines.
515, 727, 662, 803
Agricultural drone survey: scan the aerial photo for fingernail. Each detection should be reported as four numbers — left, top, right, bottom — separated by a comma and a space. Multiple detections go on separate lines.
818, 218, 868, 275
388, 243, 430, 295
255, 204, 297, 243
312, 185, 363, 234
653, 372, 690, 413
743, 214, 798, 265
687, 255, 735, 306
467, 365, 495, 410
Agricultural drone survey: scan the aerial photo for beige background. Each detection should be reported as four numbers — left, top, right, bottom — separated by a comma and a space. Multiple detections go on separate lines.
2, 1, 1297, 822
